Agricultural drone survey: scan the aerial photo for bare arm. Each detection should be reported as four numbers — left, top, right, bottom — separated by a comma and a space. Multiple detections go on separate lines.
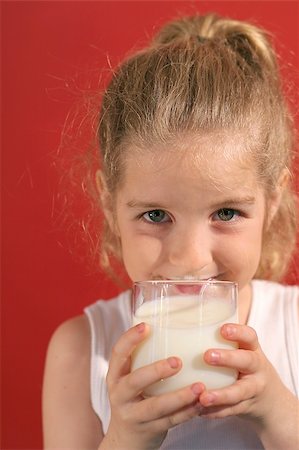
42, 315, 104, 449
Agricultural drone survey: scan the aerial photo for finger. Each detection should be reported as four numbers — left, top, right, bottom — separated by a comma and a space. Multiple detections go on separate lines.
136, 382, 205, 423
199, 402, 246, 419
115, 356, 183, 402
220, 323, 259, 351
107, 323, 149, 386
151, 399, 204, 432
199, 378, 256, 408
204, 348, 260, 374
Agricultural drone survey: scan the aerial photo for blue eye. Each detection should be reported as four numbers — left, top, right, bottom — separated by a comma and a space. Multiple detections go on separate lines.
143, 210, 169, 224
215, 208, 239, 221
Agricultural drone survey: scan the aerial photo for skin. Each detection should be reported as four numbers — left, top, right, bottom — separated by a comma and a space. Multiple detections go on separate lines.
42, 133, 298, 449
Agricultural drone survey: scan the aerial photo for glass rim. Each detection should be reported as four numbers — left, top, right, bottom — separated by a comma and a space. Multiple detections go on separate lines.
134, 279, 238, 287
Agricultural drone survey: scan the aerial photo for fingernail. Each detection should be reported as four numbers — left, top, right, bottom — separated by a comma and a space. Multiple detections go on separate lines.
136, 322, 145, 333
167, 357, 180, 369
191, 383, 203, 395
209, 350, 220, 363
225, 325, 236, 337
204, 393, 216, 406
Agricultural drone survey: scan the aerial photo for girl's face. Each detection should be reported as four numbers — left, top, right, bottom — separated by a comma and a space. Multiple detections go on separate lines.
112, 134, 272, 303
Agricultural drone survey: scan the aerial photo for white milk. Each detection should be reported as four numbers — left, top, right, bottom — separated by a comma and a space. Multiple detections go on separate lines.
131, 295, 238, 396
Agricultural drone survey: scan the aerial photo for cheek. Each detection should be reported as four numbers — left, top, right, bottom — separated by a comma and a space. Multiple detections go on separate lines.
214, 226, 263, 268
121, 234, 164, 277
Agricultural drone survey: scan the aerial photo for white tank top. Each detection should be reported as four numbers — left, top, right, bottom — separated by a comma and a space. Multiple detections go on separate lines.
84, 280, 298, 449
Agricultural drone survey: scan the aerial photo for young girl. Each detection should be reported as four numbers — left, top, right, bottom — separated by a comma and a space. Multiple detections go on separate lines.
42, 13, 298, 450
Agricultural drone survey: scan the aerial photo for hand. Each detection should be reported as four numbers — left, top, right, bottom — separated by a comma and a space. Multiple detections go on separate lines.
198, 323, 281, 418
101, 322, 205, 450
198, 323, 299, 449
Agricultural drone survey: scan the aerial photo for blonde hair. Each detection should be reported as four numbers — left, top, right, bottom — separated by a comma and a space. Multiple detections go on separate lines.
63, 13, 297, 282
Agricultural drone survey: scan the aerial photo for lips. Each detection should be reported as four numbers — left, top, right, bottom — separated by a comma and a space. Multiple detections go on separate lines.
167, 277, 219, 295
149, 275, 228, 295
175, 284, 203, 295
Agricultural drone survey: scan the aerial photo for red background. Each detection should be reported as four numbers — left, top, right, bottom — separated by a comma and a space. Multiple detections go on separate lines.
1, 1, 298, 449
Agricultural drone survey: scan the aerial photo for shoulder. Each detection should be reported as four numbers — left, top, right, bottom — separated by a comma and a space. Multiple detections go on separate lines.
47, 314, 90, 358
252, 279, 299, 300
84, 290, 132, 339
251, 279, 299, 324
43, 315, 91, 411
43, 315, 103, 447
84, 290, 131, 315
43, 314, 92, 407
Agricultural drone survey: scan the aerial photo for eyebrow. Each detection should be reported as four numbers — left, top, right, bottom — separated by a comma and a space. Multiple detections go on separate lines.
209, 196, 256, 209
126, 196, 256, 210
127, 200, 168, 209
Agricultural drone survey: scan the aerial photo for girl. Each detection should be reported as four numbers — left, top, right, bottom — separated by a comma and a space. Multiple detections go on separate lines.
42, 13, 298, 450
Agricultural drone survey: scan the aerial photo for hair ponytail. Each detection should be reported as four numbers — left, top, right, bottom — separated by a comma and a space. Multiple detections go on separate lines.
152, 14, 278, 76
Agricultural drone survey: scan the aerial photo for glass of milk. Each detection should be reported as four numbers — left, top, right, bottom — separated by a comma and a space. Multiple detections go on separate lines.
131, 280, 238, 396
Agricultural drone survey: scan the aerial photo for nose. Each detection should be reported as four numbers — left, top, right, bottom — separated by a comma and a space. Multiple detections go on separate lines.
166, 224, 214, 276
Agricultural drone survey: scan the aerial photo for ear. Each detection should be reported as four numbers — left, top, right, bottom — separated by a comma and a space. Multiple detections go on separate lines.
95, 170, 118, 234
266, 168, 289, 228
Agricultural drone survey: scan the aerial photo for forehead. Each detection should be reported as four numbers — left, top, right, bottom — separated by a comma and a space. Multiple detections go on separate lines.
121, 131, 258, 192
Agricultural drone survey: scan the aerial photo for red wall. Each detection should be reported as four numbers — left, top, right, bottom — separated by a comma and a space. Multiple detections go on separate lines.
2, 2, 298, 449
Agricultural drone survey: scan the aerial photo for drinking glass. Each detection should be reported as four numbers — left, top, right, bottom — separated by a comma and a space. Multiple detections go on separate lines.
131, 280, 238, 396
